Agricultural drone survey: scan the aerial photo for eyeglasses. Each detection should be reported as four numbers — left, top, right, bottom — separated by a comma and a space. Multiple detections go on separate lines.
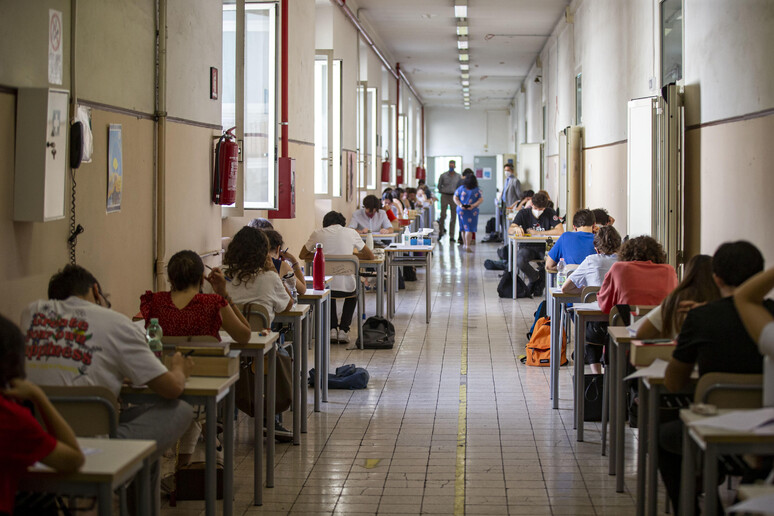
97, 285, 112, 309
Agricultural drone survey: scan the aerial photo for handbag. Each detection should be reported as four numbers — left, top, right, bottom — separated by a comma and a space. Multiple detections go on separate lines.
584, 373, 604, 422
235, 351, 292, 418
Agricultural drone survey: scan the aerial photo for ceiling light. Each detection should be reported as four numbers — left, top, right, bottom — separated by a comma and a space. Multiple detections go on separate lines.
454, 0, 467, 19
456, 21, 468, 36
460, 63, 469, 71
457, 37, 469, 50
459, 53, 469, 62
461, 72, 470, 79
462, 86, 470, 92
461, 80, 469, 86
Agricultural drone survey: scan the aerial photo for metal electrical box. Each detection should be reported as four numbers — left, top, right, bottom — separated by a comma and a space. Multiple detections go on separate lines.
14, 88, 69, 222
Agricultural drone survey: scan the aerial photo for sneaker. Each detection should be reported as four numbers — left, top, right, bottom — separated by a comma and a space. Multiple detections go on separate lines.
274, 421, 293, 443
337, 330, 350, 344
330, 328, 339, 343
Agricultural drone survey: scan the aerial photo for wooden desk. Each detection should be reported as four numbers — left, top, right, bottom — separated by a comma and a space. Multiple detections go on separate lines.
384, 243, 435, 323
297, 289, 330, 412
680, 409, 774, 516
508, 234, 554, 300
221, 331, 279, 505
122, 374, 239, 515
19, 438, 157, 516
569, 302, 608, 441
275, 304, 311, 438
549, 289, 581, 410
304, 275, 333, 285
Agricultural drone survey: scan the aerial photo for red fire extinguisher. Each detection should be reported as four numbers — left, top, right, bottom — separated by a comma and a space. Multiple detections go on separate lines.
212, 127, 239, 205
381, 151, 391, 183
396, 157, 404, 185
415, 166, 426, 181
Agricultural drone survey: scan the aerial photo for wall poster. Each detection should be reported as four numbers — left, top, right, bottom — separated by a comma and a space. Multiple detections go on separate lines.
107, 124, 123, 213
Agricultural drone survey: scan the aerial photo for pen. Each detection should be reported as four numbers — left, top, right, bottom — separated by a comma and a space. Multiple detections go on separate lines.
184, 350, 196, 357
205, 264, 231, 282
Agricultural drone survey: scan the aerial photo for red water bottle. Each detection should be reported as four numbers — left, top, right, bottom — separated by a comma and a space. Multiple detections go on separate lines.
312, 243, 325, 290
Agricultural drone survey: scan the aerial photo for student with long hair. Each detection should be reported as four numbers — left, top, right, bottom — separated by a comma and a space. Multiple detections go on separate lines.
635, 254, 721, 339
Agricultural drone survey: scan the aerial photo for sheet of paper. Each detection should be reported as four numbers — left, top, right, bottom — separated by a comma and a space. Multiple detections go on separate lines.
570, 301, 600, 311
623, 358, 669, 381
689, 408, 774, 433
727, 493, 774, 514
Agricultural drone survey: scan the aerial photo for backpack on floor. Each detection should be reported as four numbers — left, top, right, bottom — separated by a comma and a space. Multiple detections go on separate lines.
526, 301, 547, 340
497, 271, 530, 298
308, 364, 370, 390
497, 245, 509, 261
523, 317, 567, 367
403, 266, 417, 281
485, 217, 496, 234
356, 316, 395, 349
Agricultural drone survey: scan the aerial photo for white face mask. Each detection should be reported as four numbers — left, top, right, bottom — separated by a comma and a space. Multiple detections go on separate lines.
532, 208, 544, 219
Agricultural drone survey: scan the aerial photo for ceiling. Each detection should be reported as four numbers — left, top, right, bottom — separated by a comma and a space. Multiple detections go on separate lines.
353, 0, 570, 109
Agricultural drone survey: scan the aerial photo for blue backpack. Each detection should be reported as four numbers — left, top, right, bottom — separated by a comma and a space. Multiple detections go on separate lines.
308, 364, 369, 390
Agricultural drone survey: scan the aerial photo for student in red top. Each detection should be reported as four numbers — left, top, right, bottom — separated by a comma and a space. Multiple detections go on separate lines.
597, 236, 678, 313
0, 314, 84, 515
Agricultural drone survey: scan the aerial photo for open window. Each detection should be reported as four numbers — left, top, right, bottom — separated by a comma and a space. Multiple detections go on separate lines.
314, 51, 341, 197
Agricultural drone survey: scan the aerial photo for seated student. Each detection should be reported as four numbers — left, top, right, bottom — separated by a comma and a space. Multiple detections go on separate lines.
513, 189, 535, 211
1, 315, 84, 516
349, 194, 393, 234
735, 267, 774, 406
661, 241, 771, 513
264, 229, 307, 297
508, 191, 564, 296
248, 217, 274, 230
392, 188, 407, 215
224, 227, 293, 322
416, 179, 435, 205
299, 211, 374, 344
635, 254, 720, 340
591, 208, 615, 232
405, 187, 419, 209
141, 250, 251, 343
561, 226, 621, 373
382, 192, 399, 221
545, 208, 597, 268
22, 265, 195, 501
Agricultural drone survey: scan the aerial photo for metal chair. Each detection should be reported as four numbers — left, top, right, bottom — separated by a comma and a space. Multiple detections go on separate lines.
581, 286, 600, 303
240, 302, 271, 332
311, 254, 364, 349
695, 372, 763, 408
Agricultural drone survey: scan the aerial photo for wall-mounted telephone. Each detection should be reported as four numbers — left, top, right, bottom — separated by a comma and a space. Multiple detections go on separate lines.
212, 127, 238, 205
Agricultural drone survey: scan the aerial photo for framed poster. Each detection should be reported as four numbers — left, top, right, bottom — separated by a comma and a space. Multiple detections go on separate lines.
107, 124, 123, 213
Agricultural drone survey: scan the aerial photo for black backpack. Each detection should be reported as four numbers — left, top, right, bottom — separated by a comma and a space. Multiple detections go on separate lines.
497, 271, 531, 298
485, 217, 496, 233
356, 316, 396, 349
308, 364, 370, 389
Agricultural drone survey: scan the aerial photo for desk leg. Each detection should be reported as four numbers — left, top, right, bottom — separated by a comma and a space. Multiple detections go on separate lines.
636, 378, 648, 516
138, 457, 153, 516
376, 262, 384, 318
224, 386, 235, 516
254, 349, 264, 505
425, 252, 431, 323
322, 298, 329, 402
646, 385, 660, 516
608, 344, 617, 471
98, 484, 112, 516
680, 428, 695, 516
704, 444, 719, 516
512, 241, 518, 299
575, 316, 584, 439
301, 315, 309, 433
550, 298, 561, 408
204, 398, 216, 516
293, 315, 302, 445
267, 345, 276, 488
314, 300, 322, 412
387, 254, 394, 319
616, 342, 627, 492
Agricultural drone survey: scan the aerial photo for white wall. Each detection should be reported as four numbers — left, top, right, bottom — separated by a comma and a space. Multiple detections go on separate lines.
426, 108, 509, 170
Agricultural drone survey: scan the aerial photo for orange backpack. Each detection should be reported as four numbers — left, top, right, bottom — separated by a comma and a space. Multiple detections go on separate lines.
525, 317, 567, 367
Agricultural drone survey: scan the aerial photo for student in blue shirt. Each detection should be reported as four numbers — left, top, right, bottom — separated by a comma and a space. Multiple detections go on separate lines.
545, 209, 597, 268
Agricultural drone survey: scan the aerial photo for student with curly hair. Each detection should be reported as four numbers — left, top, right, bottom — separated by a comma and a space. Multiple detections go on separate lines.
224, 226, 293, 323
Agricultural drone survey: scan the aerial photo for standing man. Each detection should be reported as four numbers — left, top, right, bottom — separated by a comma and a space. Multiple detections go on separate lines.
437, 160, 461, 239
501, 163, 522, 210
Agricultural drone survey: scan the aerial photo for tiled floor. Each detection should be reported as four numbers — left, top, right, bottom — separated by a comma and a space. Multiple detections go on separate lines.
162, 235, 654, 515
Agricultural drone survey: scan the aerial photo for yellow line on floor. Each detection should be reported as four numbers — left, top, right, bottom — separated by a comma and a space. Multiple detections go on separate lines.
454, 256, 469, 515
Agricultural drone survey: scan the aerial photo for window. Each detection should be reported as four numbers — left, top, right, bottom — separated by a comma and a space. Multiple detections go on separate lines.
367, 87, 377, 190
314, 53, 341, 196
357, 83, 366, 188
381, 102, 393, 184
222, 2, 278, 210
575, 73, 582, 125
661, 0, 683, 86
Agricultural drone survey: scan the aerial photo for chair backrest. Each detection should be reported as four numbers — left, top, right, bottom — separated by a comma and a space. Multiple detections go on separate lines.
608, 304, 657, 326
581, 286, 600, 303
39, 385, 119, 437
322, 255, 360, 277
694, 372, 763, 408
240, 302, 271, 331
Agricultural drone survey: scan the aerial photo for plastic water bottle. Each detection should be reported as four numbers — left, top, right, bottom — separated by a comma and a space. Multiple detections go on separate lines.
283, 271, 298, 303
557, 258, 567, 288
312, 243, 325, 291
403, 227, 410, 246
365, 231, 374, 250
146, 318, 163, 359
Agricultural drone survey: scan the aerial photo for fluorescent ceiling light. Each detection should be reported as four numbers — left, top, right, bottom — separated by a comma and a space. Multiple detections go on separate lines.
459, 53, 469, 62
456, 21, 468, 36
461, 80, 469, 86
461, 72, 470, 79
457, 37, 469, 50
460, 63, 469, 71
454, 0, 467, 19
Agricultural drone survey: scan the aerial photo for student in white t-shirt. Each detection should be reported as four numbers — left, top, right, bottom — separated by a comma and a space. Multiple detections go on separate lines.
299, 211, 374, 344
224, 226, 293, 323
735, 267, 774, 406
635, 254, 720, 340
21, 264, 195, 501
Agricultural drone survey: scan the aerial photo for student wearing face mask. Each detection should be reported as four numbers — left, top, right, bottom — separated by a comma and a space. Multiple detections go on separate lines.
508, 191, 564, 295
349, 195, 393, 234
